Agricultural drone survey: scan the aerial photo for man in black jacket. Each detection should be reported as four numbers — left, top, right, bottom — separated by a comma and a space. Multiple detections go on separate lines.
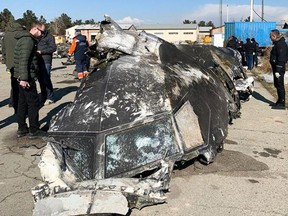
13, 22, 47, 138
244, 38, 256, 70
251, 38, 259, 67
226, 36, 238, 50
269, 29, 287, 107
2, 22, 26, 113
37, 24, 57, 106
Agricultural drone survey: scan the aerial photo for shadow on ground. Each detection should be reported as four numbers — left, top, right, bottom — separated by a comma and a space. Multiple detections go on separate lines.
51, 66, 67, 71
53, 86, 78, 102
0, 114, 16, 130
0, 98, 10, 109
252, 91, 274, 105
173, 149, 269, 178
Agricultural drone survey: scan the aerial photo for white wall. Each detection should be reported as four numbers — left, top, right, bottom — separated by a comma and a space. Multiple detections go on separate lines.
213, 33, 224, 47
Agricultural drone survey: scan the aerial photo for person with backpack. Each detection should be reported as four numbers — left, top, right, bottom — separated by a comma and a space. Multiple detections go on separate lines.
269, 29, 288, 108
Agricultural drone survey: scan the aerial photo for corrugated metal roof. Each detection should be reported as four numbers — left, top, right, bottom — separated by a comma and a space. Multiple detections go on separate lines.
76, 24, 100, 30
137, 24, 198, 30
199, 26, 213, 31
67, 23, 135, 31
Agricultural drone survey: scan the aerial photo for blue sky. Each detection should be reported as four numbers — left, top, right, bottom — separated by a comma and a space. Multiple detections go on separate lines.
1, 0, 287, 26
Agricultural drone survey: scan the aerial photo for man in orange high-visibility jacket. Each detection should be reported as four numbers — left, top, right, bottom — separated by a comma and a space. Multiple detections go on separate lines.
68, 29, 89, 80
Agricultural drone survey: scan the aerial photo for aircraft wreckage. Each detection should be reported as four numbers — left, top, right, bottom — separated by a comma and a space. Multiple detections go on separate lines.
32, 16, 254, 215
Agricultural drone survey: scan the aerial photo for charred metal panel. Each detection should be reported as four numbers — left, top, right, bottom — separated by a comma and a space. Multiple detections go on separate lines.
49, 69, 109, 132
176, 44, 254, 103
105, 117, 179, 177
51, 136, 96, 179
100, 56, 170, 130
158, 42, 231, 148
175, 101, 203, 151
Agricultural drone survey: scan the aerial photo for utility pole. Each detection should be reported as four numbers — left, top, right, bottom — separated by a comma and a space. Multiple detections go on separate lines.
250, 0, 254, 22
220, 0, 223, 26
226, 4, 229, 22
261, 0, 264, 21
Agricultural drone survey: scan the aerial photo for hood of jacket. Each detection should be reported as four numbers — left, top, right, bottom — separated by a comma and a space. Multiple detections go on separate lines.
273, 36, 285, 44
6, 23, 26, 33
14, 30, 35, 40
75, 34, 87, 42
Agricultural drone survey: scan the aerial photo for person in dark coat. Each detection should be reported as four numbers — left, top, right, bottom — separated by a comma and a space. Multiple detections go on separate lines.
226, 36, 238, 50
269, 29, 288, 107
2, 22, 26, 113
251, 38, 259, 67
237, 39, 246, 66
36, 24, 57, 105
68, 29, 89, 81
244, 38, 256, 70
13, 22, 47, 138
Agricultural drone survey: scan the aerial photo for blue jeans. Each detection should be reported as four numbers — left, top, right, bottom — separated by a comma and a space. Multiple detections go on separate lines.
246, 54, 253, 70
38, 63, 55, 102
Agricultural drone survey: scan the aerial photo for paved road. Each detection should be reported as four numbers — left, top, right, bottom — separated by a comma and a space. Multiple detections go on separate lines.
0, 60, 287, 216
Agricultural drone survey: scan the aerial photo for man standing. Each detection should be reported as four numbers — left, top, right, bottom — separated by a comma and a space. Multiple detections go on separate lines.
37, 24, 57, 106
2, 22, 26, 114
226, 36, 238, 50
251, 38, 259, 68
68, 29, 89, 81
269, 29, 287, 108
244, 38, 256, 70
13, 22, 46, 138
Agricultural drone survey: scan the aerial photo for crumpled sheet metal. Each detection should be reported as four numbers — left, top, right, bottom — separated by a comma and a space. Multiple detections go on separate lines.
33, 190, 129, 216
176, 44, 254, 101
32, 15, 247, 215
32, 143, 172, 215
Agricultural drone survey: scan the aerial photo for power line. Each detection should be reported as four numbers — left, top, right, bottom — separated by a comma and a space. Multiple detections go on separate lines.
253, 9, 267, 22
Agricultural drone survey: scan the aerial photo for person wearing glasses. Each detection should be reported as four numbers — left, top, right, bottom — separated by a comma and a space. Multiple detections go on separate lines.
36, 23, 57, 106
13, 22, 47, 138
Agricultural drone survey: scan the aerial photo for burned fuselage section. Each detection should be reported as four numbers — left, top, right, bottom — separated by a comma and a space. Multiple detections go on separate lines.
33, 16, 245, 215
176, 44, 254, 102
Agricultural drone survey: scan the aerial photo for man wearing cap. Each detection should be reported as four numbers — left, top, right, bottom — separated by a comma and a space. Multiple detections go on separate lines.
68, 29, 89, 80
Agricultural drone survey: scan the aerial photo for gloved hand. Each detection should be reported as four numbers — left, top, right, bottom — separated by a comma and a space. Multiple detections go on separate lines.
275, 72, 280, 78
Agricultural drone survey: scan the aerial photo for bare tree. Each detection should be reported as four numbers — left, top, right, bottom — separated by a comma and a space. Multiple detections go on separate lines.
50, 14, 72, 35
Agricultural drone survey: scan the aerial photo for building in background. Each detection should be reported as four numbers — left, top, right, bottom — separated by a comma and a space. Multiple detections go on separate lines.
136, 24, 198, 43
